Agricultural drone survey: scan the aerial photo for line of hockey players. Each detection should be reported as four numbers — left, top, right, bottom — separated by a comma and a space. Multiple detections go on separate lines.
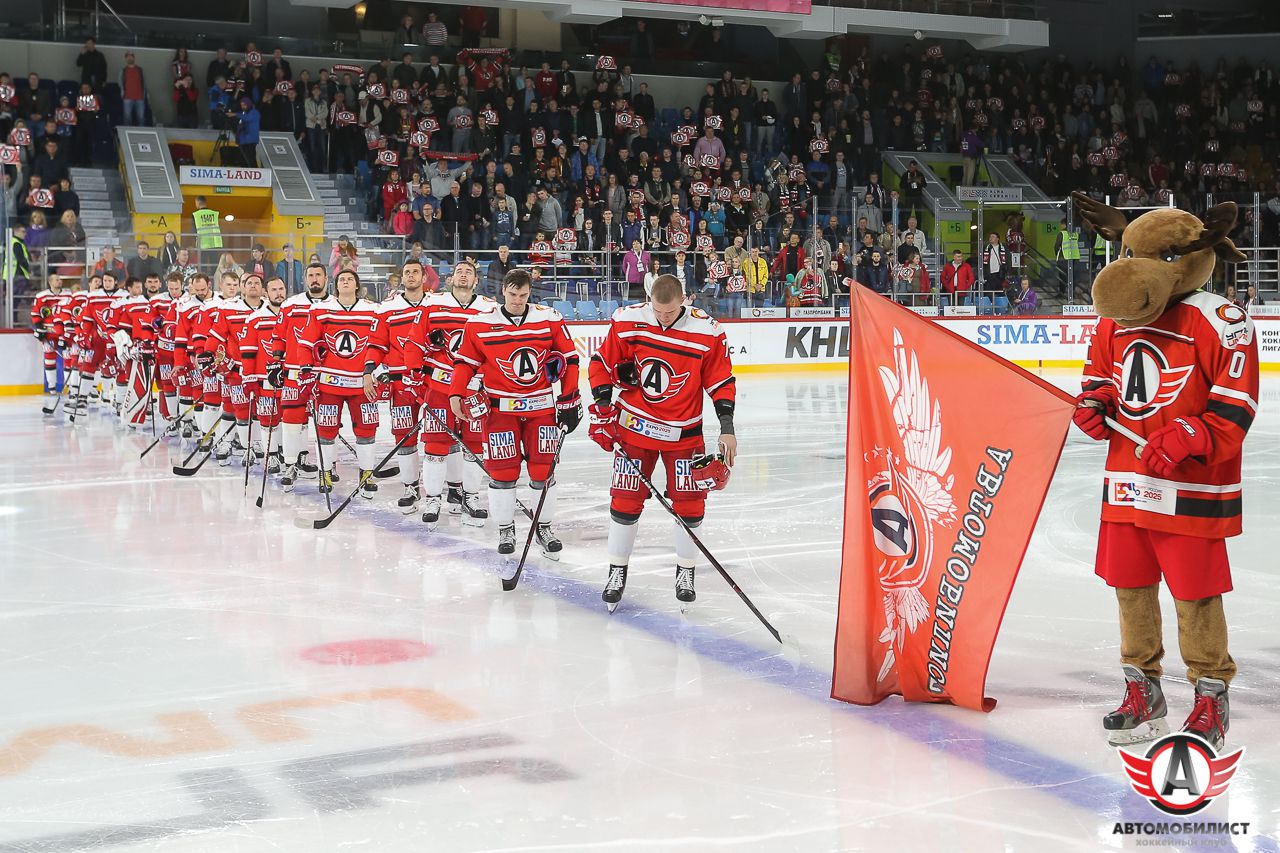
31, 260, 737, 607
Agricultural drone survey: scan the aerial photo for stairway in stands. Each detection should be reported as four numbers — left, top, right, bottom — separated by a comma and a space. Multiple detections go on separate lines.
312, 174, 380, 237
71, 167, 131, 257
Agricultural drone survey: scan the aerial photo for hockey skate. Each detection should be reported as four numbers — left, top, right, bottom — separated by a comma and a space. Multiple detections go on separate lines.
281, 463, 298, 492
397, 482, 421, 514
535, 523, 562, 560
446, 483, 464, 514
420, 495, 442, 527
358, 470, 378, 499
497, 524, 517, 556
676, 566, 696, 605
297, 451, 319, 479
603, 565, 628, 613
460, 491, 488, 526
1182, 677, 1229, 750
266, 452, 282, 475
1102, 664, 1169, 745
318, 468, 336, 494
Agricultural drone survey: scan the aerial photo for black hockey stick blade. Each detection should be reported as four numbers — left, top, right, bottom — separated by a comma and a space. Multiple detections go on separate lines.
374, 464, 400, 479
500, 426, 567, 591
173, 422, 237, 476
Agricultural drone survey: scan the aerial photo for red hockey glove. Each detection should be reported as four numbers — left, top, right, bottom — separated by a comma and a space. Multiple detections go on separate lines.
1073, 388, 1117, 441
1141, 416, 1212, 477
691, 452, 731, 491
460, 391, 489, 422
588, 403, 619, 452
242, 379, 261, 399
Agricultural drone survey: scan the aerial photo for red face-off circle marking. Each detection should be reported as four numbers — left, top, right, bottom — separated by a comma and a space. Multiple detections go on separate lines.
300, 639, 434, 666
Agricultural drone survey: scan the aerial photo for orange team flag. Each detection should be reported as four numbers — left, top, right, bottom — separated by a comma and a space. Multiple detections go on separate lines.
832, 284, 1076, 712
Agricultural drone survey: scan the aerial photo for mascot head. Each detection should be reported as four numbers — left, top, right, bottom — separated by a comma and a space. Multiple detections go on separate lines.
1071, 191, 1247, 328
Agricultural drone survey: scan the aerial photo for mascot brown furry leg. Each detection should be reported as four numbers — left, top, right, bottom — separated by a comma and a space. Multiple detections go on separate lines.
1070, 192, 1258, 750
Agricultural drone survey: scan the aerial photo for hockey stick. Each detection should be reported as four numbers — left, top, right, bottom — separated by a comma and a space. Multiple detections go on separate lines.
242, 393, 257, 496
41, 384, 67, 417
336, 432, 400, 478
255, 408, 277, 508
298, 407, 431, 530
140, 400, 198, 459
500, 424, 568, 592
311, 400, 333, 513
420, 403, 533, 520
1103, 414, 1148, 451
173, 420, 238, 476
67, 371, 91, 425
613, 444, 782, 644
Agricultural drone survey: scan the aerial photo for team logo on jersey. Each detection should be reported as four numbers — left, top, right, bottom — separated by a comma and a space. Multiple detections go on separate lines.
866, 330, 959, 684
359, 402, 379, 425
449, 329, 465, 354
316, 403, 340, 427
672, 458, 697, 492
538, 425, 560, 456
489, 430, 516, 460
637, 358, 690, 404
422, 407, 448, 434
324, 329, 370, 359
1115, 340, 1193, 419
611, 455, 640, 492
229, 384, 248, 405
495, 346, 549, 386
256, 396, 277, 417
1119, 733, 1244, 816
395, 334, 422, 357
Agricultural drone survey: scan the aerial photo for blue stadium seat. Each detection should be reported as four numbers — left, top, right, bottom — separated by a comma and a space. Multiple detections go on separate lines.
977, 296, 993, 314
939, 294, 951, 309
574, 300, 600, 320
994, 295, 1009, 312
552, 299, 574, 317
962, 294, 975, 306
598, 299, 619, 318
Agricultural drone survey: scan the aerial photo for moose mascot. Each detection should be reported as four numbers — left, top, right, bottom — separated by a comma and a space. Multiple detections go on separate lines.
1071, 192, 1258, 750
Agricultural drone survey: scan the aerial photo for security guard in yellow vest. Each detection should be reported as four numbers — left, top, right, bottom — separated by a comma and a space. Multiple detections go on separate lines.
192, 196, 223, 271
1054, 218, 1081, 297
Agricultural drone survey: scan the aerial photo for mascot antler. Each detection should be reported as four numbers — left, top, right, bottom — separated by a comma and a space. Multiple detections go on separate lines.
1172, 202, 1248, 263
1071, 191, 1129, 242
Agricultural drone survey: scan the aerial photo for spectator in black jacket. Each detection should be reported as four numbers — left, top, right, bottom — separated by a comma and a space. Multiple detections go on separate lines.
33, 138, 68, 187
17, 74, 51, 122
76, 39, 108, 91
206, 47, 231, 88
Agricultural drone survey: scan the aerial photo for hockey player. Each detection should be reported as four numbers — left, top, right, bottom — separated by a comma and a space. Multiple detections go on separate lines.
171, 273, 213, 440
30, 273, 70, 396
448, 268, 581, 557
240, 275, 288, 472
190, 273, 239, 455
205, 272, 266, 465
286, 269, 387, 496
410, 259, 497, 526
81, 271, 121, 412
173, 273, 225, 449
270, 263, 331, 490
154, 272, 186, 433
61, 275, 98, 412
106, 275, 144, 420
113, 275, 160, 428
587, 273, 737, 606
379, 258, 432, 512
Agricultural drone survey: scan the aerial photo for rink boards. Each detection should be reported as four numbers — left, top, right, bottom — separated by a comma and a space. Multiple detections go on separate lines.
4, 315, 1279, 392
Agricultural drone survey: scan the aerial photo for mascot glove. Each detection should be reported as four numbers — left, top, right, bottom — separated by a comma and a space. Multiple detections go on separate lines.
1072, 388, 1117, 441
1142, 416, 1212, 477
587, 403, 619, 452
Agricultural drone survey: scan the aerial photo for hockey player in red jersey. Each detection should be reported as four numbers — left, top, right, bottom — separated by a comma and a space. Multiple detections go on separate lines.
31, 273, 70, 396
287, 269, 388, 497
411, 259, 497, 526
586, 274, 737, 606
171, 273, 214, 440
271, 263, 331, 490
239, 276, 288, 472
1072, 194, 1258, 750
189, 273, 239, 454
154, 272, 185, 432
448, 268, 581, 557
80, 271, 121, 412
205, 272, 266, 464
113, 274, 163, 427
379, 258, 432, 512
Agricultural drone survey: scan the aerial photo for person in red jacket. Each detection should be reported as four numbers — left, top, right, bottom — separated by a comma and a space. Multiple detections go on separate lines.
939, 250, 974, 300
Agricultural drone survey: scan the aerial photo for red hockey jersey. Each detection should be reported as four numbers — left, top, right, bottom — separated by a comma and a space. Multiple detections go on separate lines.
379, 292, 430, 375
81, 288, 121, 343
450, 304, 578, 413
1082, 291, 1259, 538
172, 294, 217, 370
204, 296, 264, 364
408, 291, 498, 394
588, 304, 735, 448
287, 297, 388, 395
52, 291, 85, 343
30, 289, 71, 336
238, 304, 282, 386
267, 292, 329, 360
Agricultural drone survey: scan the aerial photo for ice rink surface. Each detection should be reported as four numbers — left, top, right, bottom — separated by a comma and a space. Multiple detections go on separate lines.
0, 371, 1277, 853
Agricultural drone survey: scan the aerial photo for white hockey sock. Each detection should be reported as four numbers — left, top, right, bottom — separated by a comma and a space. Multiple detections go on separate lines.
446, 447, 463, 485
235, 423, 250, 451
197, 407, 219, 437
44, 366, 58, 390
674, 518, 699, 568
462, 460, 486, 494
531, 481, 557, 524
422, 454, 447, 497
397, 448, 421, 485
164, 394, 178, 425
281, 422, 305, 464
489, 484, 517, 527
355, 441, 377, 471
607, 518, 640, 566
